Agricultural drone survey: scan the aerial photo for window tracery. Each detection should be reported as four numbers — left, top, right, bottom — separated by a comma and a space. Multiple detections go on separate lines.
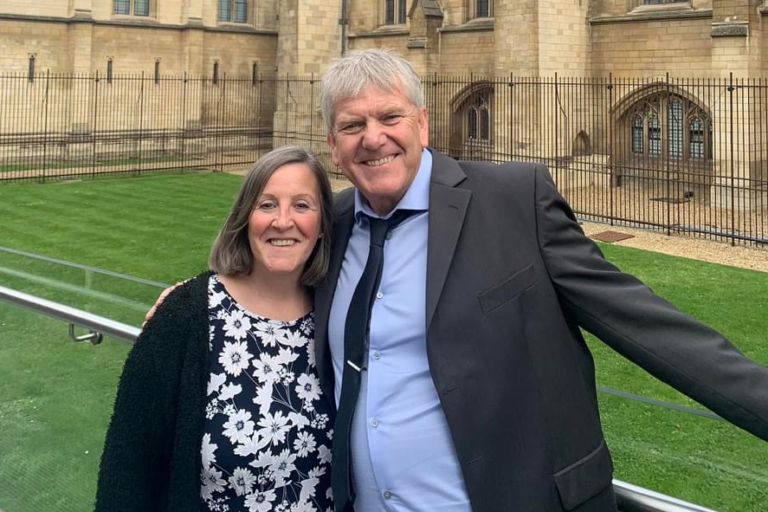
626, 92, 711, 162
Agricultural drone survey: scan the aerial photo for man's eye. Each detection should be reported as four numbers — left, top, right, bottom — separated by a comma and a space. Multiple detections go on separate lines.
340, 123, 361, 133
382, 115, 401, 124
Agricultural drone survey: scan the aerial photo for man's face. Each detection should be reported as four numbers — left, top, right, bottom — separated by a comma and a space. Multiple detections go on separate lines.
326, 82, 428, 215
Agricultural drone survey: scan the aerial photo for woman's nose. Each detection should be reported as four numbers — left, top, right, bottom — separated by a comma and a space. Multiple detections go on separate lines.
272, 207, 294, 229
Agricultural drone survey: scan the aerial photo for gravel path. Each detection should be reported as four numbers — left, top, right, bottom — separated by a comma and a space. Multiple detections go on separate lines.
580, 221, 767, 273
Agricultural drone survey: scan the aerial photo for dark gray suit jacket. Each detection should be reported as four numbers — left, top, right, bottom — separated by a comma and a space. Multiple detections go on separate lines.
315, 149, 768, 511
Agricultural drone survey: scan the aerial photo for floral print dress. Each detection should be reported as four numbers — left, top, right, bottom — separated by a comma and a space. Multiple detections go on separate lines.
201, 275, 333, 512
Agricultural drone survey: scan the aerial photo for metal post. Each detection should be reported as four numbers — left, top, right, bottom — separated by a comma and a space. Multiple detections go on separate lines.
728, 72, 735, 246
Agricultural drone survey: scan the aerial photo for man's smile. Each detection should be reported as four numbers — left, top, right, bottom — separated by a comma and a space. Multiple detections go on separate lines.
363, 155, 396, 167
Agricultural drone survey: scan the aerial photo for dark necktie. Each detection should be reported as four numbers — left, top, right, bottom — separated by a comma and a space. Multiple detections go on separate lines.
332, 211, 410, 512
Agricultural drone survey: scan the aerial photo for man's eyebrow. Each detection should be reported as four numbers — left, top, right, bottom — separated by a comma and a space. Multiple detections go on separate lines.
335, 115, 361, 124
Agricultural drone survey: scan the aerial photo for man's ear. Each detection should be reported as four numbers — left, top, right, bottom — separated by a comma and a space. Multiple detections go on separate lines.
327, 132, 340, 167
418, 107, 429, 149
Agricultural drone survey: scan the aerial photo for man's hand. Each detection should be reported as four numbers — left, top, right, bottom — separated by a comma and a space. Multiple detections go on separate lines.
142, 282, 184, 328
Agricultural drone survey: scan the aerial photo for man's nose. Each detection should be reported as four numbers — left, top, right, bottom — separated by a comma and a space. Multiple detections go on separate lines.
361, 122, 386, 149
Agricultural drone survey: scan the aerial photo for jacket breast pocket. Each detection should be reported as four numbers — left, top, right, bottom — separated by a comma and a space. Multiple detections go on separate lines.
554, 440, 614, 510
477, 264, 536, 314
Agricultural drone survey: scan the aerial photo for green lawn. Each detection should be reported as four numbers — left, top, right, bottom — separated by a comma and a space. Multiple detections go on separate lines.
588, 245, 768, 510
0, 174, 767, 511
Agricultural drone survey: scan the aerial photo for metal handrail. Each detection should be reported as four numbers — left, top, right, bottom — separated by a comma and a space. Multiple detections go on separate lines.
0, 284, 140, 344
0, 284, 717, 512
0, 245, 169, 289
614, 480, 716, 512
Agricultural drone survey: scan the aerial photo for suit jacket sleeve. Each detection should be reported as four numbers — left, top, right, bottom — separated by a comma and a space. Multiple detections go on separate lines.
531, 165, 768, 442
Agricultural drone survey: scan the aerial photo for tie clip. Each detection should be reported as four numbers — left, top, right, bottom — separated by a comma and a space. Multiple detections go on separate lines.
347, 360, 362, 372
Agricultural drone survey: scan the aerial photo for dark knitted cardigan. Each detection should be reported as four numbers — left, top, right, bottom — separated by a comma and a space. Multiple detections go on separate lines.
95, 272, 213, 512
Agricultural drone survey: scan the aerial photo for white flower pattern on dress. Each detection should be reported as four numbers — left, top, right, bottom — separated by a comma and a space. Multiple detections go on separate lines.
219, 340, 252, 377
201, 275, 333, 512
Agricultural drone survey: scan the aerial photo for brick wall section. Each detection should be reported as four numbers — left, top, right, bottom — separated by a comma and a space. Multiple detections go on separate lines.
712, 0, 750, 23
438, 0, 467, 27
203, 32, 277, 76
494, 0, 539, 75
438, 31, 495, 75
591, 19, 714, 77
0, 0, 70, 17
0, 20, 70, 72
277, 0, 340, 76
538, 0, 591, 76
347, 0, 379, 33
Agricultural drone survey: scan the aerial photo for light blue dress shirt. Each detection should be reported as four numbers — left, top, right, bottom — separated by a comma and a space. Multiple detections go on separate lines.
328, 150, 472, 511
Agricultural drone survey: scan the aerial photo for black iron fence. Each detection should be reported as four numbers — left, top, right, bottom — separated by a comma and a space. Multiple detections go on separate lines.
0, 71, 279, 181
422, 74, 768, 247
1, 71, 767, 246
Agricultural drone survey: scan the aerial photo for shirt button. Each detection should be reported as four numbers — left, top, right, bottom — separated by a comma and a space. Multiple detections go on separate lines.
386, 231, 393, 240
375, 292, 383, 299
371, 419, 379, 428
372, 351, 381, 360
384, 491, 392, 500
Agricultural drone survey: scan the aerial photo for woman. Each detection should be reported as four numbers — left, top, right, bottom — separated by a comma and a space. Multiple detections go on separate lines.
95, 146, 335, 512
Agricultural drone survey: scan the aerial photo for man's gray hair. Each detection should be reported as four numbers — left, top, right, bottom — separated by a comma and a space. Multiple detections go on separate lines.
320, 50, 424, 132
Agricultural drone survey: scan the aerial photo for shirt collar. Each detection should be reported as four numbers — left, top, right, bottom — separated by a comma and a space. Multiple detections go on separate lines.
354, 148, 432, 220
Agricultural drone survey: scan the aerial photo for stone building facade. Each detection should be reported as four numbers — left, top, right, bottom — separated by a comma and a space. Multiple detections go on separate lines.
340, 0, 768, 210
0, 0, 277, 77
2, 0, 767, 208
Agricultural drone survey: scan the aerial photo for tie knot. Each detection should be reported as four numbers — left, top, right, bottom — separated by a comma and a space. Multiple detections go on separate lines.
367, 210, 412, 248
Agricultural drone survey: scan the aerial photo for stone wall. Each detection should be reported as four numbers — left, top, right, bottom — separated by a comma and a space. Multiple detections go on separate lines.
0, 0, 278, 76
591, 17, 714, 77
438, 29, 495, 75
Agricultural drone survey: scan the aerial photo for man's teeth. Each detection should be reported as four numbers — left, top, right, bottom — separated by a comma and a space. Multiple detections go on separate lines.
270, 240, 296, 246
366, 155, 395, 166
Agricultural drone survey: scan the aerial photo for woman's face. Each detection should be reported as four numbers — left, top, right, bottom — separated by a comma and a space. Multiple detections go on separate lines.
248, 162, 322, 281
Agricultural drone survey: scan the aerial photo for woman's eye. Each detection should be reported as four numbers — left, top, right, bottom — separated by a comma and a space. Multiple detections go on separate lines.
257, 202, 276, 210
295, 202, 311, 211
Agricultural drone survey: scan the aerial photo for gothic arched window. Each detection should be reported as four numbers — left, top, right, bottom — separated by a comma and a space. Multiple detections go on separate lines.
688, 117, 711, 159
668, 99, 683, 158
632, 116, 643, 154
623, 92, 711, 162
468, 108, 478, 140
467, 94, 491, 142
648, 115, 661, 155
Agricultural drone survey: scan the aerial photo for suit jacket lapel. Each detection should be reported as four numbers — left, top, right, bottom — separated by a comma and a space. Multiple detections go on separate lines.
426, 150, 471, 330
315, 188, 355, 403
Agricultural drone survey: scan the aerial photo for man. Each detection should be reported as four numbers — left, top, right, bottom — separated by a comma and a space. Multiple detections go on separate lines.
312, 50, 768, 512
148, 50, 768, 511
